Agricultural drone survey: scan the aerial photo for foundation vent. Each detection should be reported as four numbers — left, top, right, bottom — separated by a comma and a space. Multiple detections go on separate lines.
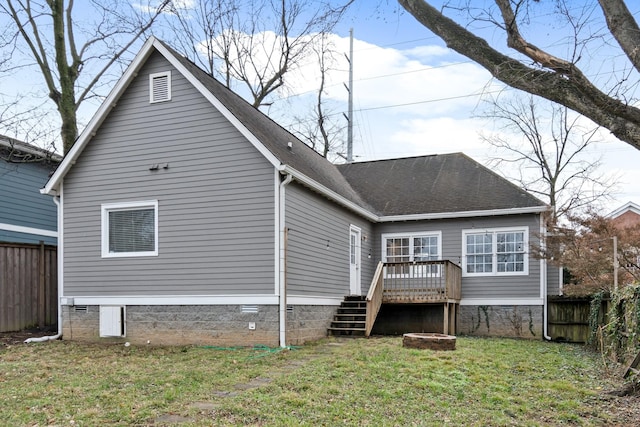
241, 305, 258, 313
74, 305, 89, 313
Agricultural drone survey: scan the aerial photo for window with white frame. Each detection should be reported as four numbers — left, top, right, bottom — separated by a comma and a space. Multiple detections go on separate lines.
462, 227, 528, 276
382, 232, 441, 276
101, 201, 158, 258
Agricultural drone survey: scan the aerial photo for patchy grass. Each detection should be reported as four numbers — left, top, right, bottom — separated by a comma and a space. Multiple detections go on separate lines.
0, 337, 630, 425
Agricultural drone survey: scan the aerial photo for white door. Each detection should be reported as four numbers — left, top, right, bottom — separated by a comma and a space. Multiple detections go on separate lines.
349, 226, 361, 295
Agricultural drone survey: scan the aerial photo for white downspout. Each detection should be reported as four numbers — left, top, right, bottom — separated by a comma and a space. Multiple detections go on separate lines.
541, 216, 551, 341
279, 173, 293, 348
26, 192, 63, 343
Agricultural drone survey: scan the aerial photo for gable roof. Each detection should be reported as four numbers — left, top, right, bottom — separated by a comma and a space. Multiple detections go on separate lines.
607, 201, 640, 219
1, 135, 61, 164
43, 37, 548, 221
155, 40, 376, 215
337, 153, 547, 219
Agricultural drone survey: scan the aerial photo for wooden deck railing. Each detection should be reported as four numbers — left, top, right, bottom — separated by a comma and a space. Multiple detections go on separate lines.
382, 260, 461, 303
365, 261, 385, 337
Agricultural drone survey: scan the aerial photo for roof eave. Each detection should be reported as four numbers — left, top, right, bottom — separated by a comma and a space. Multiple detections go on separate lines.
43, 37, 159, 195
280, 165, 379, 222
378, 205, 550, 222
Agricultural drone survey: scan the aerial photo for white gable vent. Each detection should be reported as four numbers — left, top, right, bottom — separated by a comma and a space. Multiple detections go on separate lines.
149, 71, 171, 103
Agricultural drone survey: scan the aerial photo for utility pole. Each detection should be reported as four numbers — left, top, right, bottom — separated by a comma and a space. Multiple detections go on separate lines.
344, 28, 354, 163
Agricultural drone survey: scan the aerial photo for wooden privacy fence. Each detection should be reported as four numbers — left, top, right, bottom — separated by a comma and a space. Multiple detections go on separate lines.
547, 296, 608, 343
0, 242, 57, 332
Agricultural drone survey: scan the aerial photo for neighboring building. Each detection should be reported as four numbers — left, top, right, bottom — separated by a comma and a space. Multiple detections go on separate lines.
1, 135, 60, 332
608, 201, 640, 279
43, 38, 557, 346
0, 136, 59, 245
608, 202, 640, 229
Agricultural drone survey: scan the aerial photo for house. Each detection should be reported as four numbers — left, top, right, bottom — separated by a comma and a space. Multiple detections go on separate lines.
608, 201, 640, 279
1, 136, 59, 245
1, 135, 60, 332
43, 38, 558, 346
608, 202, 640, 229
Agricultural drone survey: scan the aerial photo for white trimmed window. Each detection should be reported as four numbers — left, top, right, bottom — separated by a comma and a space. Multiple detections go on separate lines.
101, 201, 158, 258
382, 232, 441, 276
462, 227, 528, 276
149, 71, 171, 103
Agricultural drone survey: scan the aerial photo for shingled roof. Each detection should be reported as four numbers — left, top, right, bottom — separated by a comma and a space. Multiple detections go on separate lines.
336, 153, 547, 216
156, 41, 375, 213
45, 38, 547, 220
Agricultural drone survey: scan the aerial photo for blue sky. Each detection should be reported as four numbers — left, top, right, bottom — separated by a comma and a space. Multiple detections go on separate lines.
271, 0, 640, 214
2, 0, 639, 214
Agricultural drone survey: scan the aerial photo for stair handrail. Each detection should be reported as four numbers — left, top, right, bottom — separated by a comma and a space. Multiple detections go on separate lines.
365, 261, 385, 336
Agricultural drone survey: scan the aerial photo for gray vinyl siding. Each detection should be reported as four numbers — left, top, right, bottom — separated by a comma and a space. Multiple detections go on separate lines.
285, 182, 374, 297
62, 51, 275, 296
374, 214, 542, 300
547, 263, 561, 295
0, 159, 57, 245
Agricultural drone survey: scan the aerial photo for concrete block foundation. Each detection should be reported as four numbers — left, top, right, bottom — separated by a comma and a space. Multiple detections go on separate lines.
459, 305, 543, 338
61, 304, 336, 346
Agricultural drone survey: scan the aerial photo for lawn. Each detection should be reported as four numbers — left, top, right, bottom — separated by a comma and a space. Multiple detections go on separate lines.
0, 336, 633, 426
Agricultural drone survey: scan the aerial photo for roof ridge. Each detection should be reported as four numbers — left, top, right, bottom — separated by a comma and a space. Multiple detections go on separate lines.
337, 152, 463, 166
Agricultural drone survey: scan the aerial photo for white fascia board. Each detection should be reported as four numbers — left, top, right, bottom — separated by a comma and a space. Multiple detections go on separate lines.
43, 37, 159, 195
65, 295, 279, 306
0, 222, 58, 238
281, 165, 379, 222
459, 298, 544, 306
153, 41, 282, 169
379, 205, 549, 222
287, 296, 344, 306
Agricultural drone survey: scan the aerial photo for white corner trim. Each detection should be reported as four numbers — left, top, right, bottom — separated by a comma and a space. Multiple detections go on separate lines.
65, 295, 280, 306
459, 298, 544, 306
0, 222, 58, 238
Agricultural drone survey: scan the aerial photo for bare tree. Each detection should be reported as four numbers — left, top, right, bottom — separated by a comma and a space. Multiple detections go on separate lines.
288, 33, 346, 160
481, 95, 617, 223
0, 0, 170, 153
398, 0, 640, 150
164, 0, 354, 108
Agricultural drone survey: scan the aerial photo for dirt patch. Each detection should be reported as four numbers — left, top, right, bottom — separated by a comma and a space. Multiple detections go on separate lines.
594, 393, 640, 425
0, 328, 57, 347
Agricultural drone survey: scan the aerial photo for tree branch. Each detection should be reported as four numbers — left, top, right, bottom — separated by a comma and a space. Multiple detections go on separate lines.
398, 0, 640, 150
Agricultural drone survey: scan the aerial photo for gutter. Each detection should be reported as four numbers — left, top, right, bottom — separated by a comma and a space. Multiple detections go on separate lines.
278, 173, 293, 348
25, 194, 63, 343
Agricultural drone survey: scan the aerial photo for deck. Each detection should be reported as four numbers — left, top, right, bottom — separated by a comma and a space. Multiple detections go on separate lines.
365, 260, 461, 336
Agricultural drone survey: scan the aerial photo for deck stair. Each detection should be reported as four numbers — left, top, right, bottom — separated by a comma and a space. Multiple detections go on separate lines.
328, 295, 367, 337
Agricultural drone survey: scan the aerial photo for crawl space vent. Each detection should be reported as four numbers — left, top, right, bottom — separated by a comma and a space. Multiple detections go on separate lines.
241, 305, 258, 314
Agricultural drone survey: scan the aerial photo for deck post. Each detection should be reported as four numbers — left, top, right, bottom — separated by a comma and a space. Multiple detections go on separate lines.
443, 303, 449, 334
